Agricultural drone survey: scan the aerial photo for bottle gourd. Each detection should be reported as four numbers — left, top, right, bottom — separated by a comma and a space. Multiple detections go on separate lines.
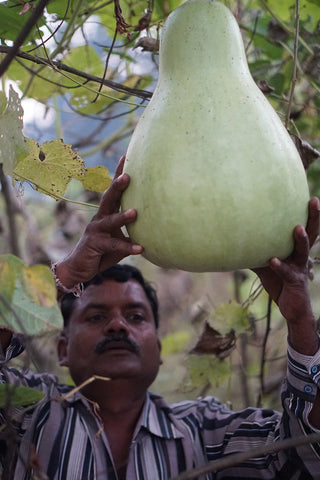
121, 0, 310, 272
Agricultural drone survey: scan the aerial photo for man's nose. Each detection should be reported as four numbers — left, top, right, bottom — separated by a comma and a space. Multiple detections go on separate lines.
103, 314, 129, 334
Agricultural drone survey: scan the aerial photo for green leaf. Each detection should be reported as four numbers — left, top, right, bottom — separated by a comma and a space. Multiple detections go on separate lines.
0, 1, 45, 42
0, 86, 28, 175
64, 45, 104, 76
0, 254, 63, 336
187, 355, 231, 388
211, 300, 250, 335
47, 0, 83, 20
264, 0, 320, 30
0, 384, 45, 408
14, 138, 85, 199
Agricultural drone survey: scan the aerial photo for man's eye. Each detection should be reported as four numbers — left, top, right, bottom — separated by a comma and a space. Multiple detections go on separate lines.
127, 312, 145, 323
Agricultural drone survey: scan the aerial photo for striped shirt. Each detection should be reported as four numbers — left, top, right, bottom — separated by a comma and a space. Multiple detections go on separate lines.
1, 335, 320, 479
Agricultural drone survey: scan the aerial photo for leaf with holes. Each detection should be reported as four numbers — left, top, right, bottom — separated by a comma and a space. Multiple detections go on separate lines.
14, 138, 85, 199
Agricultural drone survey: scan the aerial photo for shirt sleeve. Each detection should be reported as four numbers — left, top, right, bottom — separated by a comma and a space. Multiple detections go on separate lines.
0, 333, 25, 365
285, 340, 320, 431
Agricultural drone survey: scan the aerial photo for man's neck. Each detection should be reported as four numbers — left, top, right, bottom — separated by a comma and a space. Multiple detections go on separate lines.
83, 377, 147, 419
85, 380, 147, 479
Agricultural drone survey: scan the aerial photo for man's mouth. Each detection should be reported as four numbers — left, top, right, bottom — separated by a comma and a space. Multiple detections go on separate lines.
94, 336, 139, 355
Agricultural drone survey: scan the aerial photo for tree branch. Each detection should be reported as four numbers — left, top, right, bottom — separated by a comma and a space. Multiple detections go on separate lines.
0, 46, 153, 101
169, 432, 320, 480
0, 0, 52, 78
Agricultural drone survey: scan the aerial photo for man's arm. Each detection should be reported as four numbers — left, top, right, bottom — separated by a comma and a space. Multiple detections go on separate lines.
254, 196, 320, 427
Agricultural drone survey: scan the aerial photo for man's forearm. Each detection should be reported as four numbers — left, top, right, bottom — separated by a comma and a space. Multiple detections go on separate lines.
287, 313, 319, 356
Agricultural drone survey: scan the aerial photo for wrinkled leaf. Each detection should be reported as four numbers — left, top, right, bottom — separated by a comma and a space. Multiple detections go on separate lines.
0, 384, 44, 408
0, 86, 28, 175
290, 133, 320, 169
190, 322, 236, 359
14, 138, 85, 199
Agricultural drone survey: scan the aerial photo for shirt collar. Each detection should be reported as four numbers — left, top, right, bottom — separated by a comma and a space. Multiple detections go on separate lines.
134, 391, 185, 440
60, 388, 186, 440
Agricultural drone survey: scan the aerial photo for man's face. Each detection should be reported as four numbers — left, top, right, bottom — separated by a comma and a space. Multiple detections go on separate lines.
58, 279, 162, 390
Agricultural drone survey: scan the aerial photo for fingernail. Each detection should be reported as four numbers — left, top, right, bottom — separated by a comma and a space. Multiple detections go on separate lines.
132, 244, 143, 253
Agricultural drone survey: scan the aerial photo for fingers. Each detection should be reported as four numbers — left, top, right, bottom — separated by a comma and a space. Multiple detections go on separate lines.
291, 224, 309, 266
268, 224, 310, 281
306, 196, 320, 248
96, 171, 131, 218
87, 209, 138, 240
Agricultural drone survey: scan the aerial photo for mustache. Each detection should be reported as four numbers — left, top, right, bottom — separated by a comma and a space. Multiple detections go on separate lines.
94, 333, 140, 355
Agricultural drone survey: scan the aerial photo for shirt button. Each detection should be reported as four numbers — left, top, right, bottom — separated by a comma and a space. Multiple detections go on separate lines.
304, 385, 313, 394
311, 365, 319, 374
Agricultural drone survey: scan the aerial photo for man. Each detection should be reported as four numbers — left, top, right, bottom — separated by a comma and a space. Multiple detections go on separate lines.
1, 156, 320, 479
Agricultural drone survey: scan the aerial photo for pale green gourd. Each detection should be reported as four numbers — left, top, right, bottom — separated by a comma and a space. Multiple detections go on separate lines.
121, 0, 310, 272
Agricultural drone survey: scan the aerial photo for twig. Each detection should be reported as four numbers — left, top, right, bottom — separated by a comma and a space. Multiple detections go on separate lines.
61, 375, 110, 401
0, 0, 52, 77
0, 46, 152, 100
285, 0, 300, 128
169, 432, 320, 480
92, 28, 118, 103
259, 295, 272, 396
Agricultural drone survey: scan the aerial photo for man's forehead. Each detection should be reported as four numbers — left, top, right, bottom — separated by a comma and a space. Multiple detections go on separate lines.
73, 279, 151, 310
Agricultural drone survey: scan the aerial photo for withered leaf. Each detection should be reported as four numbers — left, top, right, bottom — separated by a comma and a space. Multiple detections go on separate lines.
290, 133, 320, 170
190, 322, 236, 359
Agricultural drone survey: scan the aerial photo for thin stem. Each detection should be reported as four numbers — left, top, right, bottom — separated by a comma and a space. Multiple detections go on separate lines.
0, 46, 152, 101
285, 0, 300, 129
259, 295, 272, 397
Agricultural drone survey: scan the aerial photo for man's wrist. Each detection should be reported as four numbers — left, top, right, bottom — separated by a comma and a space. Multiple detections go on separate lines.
51, 262, 83, 297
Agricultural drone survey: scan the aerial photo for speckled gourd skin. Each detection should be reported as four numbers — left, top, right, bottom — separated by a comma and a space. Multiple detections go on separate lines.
121, 0, 309, 272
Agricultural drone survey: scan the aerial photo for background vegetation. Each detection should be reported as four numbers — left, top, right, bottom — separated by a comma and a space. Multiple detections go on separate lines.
1, 0, 320, 412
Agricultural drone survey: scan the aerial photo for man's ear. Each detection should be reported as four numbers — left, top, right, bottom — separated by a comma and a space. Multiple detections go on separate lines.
57, 332, 69, 367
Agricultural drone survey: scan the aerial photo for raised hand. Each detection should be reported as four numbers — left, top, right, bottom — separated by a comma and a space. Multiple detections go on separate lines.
54, 156, 143, 289
253, 196, 320, 354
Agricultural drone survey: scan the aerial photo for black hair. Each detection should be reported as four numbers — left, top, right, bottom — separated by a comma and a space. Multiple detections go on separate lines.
60, 264, 159, 329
